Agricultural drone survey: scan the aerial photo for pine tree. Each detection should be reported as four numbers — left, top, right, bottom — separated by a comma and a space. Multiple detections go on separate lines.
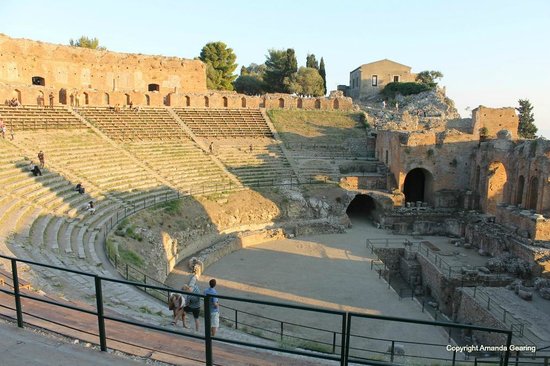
516, 99, 538, 139
306, 54, 319, 69
264, 48, 298, 93
319, 57, 327, 95
199, 42, 238, 90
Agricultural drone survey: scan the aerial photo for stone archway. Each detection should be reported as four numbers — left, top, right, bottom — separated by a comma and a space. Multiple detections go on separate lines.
241, 97, 246, 108
223, 96, 228, 108
333, 99, 339, 110
315, 99, 321, 109
486, 161, 507, 214
204, 96, 209, 107
403, 168, 434, 204
346, 194, 377, 221
278, 98, 284, 108
297, 98, 303, 109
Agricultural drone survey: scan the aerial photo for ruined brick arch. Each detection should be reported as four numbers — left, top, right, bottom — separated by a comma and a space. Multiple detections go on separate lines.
333, 99, 339, 110
278, 98, 284, 108
223, 96, 228, 108
241, 97, 246, 108
103, 92, 110, 105
528, 176, 539, 211
516, 175, 525, 206
125, 93, 131, 105
346, 194, 378, 220
485, 161, 508, 214
82, 92, 89, 105
204, 96, 209, 107
297, 98, 303, 109
59, 89, 67, 105
163, 94, 170, 106
315, 99, 321, 109
145, 94, 150, 106
403, 167, 434, 205
185, 96, 190, 107
148, 83, 160, 92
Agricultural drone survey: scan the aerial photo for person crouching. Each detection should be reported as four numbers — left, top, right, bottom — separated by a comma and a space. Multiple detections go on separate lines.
168, 292, 187, 328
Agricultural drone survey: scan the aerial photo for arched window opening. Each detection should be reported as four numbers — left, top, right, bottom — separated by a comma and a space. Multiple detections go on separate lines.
528, 177, 539, 210
204, 96, 209, 107
315, 99, 321, 109
223, 96, 228, 108
278, 98, 285, 108
148, 84, 160, 92
241, 97, 246, 108
297, 98, 303, 109
516, 176, 525, 206
185, 96, 191, 107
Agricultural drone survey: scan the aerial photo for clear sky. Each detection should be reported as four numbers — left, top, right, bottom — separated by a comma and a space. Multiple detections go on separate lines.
1, 0, 549, 137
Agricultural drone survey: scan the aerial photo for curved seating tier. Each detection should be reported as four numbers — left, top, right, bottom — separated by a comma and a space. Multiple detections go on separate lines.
212, 138, 297, 186
174, 108, 273, 138
0, 105, 86, 131
78, 106, 190, 141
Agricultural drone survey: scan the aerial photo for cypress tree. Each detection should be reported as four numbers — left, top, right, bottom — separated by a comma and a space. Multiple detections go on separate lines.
319, 57, 327, 95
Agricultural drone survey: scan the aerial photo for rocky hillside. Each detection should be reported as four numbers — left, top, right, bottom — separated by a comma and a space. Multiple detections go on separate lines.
361, 88, 468, 132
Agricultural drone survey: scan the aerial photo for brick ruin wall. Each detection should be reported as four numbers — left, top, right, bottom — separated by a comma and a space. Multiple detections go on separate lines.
0, 34, 352, 110
472, 106, 518, 140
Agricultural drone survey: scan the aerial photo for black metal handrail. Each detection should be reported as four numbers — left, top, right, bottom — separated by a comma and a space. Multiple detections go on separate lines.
0, 254, 521, 366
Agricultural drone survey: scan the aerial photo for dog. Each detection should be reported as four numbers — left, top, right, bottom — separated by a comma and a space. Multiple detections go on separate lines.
168, 292, 188, 328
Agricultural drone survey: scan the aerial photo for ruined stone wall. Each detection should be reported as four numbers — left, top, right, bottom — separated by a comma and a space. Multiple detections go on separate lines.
375, 130, 477, 207
0, 33, 206, 97
455, 289, 508, 345
416, 254, 459, 315
474, 138, 550, 216
472, 106, 518, 140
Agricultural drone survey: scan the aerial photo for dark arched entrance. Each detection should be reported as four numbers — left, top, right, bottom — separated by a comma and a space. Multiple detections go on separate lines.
346, 194, 376, 221
403, 168, 433, 204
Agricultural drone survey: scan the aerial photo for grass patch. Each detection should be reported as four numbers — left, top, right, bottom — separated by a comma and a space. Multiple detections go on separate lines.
118, 246, 144, 267
279, 337, 332, 354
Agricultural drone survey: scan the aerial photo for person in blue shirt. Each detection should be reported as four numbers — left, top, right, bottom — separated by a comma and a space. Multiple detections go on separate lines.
204, 278, 219, 336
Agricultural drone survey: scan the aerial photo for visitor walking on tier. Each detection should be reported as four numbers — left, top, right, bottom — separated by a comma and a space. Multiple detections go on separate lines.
204, 279, 220, 336
183, 284, 201, 331
37, 150, 45, 168
209, 141, 214, 154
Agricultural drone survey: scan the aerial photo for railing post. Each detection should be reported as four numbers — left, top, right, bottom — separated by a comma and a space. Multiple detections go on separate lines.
234, 309, 238, 329
452, 350, 457, 365
342, 313, 349, 366
11, 259, 23, 328
390, 340, 395, 362
204, 295, 213, 366
332, 331, 336, 354
487, 297, 491, 310
280, 322, 284, 341
94, 276, 107, 352
125, 263, 129, 279
143, 274, 147, 293
503, 331, 512, 366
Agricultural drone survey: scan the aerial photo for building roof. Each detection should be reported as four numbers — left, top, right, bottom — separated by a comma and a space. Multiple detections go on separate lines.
359, 59, 412, 69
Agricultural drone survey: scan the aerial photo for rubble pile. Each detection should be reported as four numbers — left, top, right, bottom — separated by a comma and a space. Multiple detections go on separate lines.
486, 254, 531, 277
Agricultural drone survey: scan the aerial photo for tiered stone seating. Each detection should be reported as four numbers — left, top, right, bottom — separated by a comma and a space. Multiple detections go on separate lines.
174, 108, 273, 137
0, 105, 86, 130
126, 141, 235, 193
213, 138, 297, 186
78, 106, 189, 141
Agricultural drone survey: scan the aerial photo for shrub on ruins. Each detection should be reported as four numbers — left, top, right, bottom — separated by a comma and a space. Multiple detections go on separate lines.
516, 99, 538, 139
287, 67, 325, 97
415, 70, 444, 88
199, 41, 238, 91
381, 82, 430, 99
69, 36, 106, 50
264, 48, 298, 93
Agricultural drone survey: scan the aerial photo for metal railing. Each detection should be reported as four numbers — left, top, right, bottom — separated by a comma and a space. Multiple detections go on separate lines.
0, 254, 519, 366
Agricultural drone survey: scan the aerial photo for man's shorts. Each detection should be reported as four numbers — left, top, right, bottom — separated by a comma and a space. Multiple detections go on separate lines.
210, 312, 220, 328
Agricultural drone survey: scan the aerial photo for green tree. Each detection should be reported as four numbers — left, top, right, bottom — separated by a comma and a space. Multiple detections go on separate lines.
264, 48, 298, 93
516, 99, 538, 139
415, 70, 443, 88
69, 36, 106, 50
306, 54, 319, 69
319, 57, 327, 95
288, 67, 325, 97
234, 63, 267, 95
199, 42, 238, 90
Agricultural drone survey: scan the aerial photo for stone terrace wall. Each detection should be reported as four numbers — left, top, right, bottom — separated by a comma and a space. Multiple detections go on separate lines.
0, 33, 206, 98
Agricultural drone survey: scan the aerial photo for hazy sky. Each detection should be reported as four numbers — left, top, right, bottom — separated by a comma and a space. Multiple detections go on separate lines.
1, 0, 548, 137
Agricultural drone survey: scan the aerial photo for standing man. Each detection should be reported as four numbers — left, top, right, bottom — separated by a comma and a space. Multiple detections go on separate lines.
204, 279, 219, 336
38, 150, 45, 168
183, 284, 201, 332
49, 92, 54, 108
